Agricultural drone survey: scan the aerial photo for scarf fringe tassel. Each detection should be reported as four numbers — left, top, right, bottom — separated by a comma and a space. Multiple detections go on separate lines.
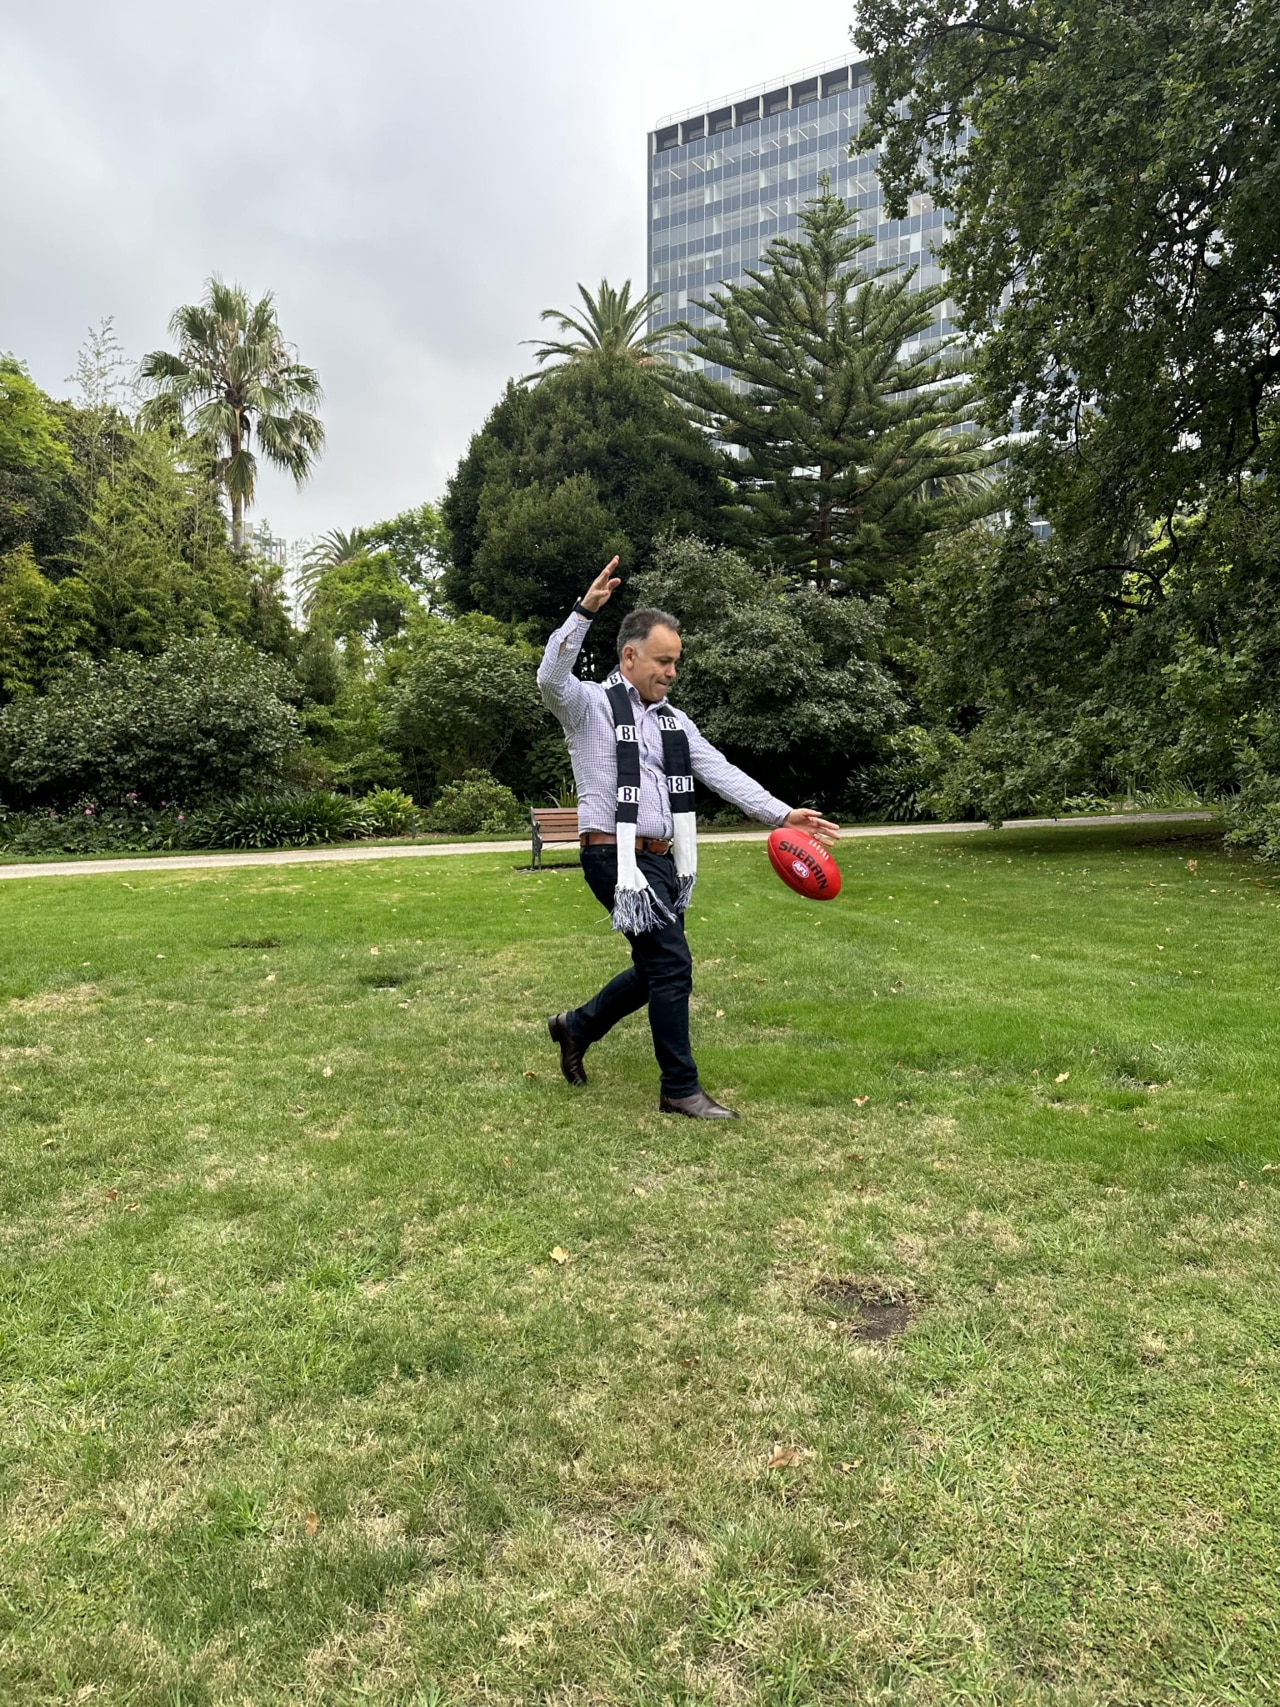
611, 884, 674, 935
674, 871, 696, 913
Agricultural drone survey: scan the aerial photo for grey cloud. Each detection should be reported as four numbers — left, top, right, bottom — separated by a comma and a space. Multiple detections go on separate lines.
1, 0, 851, 540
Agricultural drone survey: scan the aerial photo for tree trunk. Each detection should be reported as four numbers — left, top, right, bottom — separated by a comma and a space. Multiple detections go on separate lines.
816, 464, 835, 579
230, 415, 244, 551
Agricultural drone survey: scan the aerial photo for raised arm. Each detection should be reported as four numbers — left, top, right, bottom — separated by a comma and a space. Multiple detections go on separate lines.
536, 557, 621, 727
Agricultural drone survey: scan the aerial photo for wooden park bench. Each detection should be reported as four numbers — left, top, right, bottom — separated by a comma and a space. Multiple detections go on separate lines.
530, 807, 580, 869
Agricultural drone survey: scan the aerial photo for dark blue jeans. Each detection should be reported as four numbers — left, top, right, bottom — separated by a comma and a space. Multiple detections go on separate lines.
567, 845, 700, 1099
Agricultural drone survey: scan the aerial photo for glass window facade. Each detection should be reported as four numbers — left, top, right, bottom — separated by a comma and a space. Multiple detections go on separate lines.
647, 58, 952, 376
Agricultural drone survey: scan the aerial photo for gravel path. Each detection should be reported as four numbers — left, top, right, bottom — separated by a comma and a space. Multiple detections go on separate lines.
0, 811, 1215, 883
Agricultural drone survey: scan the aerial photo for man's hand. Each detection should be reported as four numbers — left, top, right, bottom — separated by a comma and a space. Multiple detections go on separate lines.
580, 557, 621, 613
784, 807, 840, 847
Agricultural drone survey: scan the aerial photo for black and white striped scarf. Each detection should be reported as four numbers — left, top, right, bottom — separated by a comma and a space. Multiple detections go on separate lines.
604, 669, 697, 933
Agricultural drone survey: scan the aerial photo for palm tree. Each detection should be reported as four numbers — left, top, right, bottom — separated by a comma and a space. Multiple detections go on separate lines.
523, 279, 667, 379
295, 526, 371, 614
139, 278, 324, 550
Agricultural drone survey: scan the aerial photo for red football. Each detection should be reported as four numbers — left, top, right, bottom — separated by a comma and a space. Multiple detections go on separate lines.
766, 828, 842, 901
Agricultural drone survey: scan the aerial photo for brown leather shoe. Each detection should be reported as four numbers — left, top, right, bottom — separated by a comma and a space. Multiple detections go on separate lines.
659, 1088, 738, 1119
548, 1013, 587, 1086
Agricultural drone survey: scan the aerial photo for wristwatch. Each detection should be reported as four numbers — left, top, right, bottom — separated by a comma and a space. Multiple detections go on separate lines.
572, 600, 594, 619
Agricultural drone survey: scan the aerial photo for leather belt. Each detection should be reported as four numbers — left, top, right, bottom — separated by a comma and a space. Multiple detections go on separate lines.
581, 832, 672, 856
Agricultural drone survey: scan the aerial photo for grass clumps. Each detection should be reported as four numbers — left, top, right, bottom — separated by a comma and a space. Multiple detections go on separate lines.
1, 823, 1278, 1703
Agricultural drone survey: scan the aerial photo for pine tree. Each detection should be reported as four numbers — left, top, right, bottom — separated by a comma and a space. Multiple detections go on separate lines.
669, 185, 999, 589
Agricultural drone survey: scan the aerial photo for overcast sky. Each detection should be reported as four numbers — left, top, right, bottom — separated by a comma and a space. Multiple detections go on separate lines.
2, 0, 854, 545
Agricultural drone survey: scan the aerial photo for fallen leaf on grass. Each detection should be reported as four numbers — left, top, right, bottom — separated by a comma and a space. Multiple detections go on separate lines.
1187, 859, 1198, 873
124, 1203, 139, 1213
1262, 1163, 1278, 1172
105, 1190, 118, 1202
838, 1458, 864, 1473
631, 1186, 648, 1197
369, 947, 380, 956
767, 1446, 802, 1469
549, 1246, 572, 1265
1056, 1071, 1070, 1083
305, 1511, 318, 1537
524, 1069, 538, 1079
853, 1095, 869, 1107
322, 1066, 333, 1078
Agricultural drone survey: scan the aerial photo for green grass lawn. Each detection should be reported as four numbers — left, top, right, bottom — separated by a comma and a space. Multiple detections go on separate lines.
3, 823, 1279, 1706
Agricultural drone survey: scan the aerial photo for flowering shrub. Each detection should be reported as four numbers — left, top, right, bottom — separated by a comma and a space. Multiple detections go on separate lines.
0, 803, 189, 855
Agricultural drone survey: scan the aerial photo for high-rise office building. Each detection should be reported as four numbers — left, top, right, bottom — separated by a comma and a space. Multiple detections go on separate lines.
647, 56, 951, 373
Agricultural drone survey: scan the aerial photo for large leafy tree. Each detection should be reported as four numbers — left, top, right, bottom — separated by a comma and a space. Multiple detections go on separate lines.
896, 478, 1280, 825
298, 503, 445, 628
524, 279, 666, 379
633, 533, 903, 809
296, 527, 371, 613
855, 0, 1280, 536
383, 615, 562, 799
305, 553, 415, 645
364, 502, 446, 590
0, 361, 289, 696
139, 279, 324, 550
59, 425, 262, 656
440, 351, 730, 659
669, 187, 999, 587
0, 358, 74, 563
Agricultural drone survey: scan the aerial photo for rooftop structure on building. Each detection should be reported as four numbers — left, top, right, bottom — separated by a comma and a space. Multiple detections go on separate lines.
646, 55, 952, 374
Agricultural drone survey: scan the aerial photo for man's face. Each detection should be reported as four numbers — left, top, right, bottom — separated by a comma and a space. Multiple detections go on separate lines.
621, 624, 682, 705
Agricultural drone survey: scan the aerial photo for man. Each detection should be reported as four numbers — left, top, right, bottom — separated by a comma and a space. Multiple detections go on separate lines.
537, 556, 839, 1119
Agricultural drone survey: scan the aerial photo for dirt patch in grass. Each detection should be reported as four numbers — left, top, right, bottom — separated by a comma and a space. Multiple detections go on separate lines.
811, 1277, 916, 1340
8, 983, 100, 1013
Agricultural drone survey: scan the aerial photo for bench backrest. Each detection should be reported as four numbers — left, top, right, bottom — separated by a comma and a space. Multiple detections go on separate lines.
531, 807, 580, 843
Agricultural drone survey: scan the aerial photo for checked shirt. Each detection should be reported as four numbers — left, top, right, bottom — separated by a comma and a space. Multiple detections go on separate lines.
537, 609, 791, 840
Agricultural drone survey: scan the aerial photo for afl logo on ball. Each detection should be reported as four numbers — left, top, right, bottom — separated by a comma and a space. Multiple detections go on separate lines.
766, 827, 842, 901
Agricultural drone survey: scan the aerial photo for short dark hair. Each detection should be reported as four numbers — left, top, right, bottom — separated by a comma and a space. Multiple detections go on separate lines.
617, 607, 680, 659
